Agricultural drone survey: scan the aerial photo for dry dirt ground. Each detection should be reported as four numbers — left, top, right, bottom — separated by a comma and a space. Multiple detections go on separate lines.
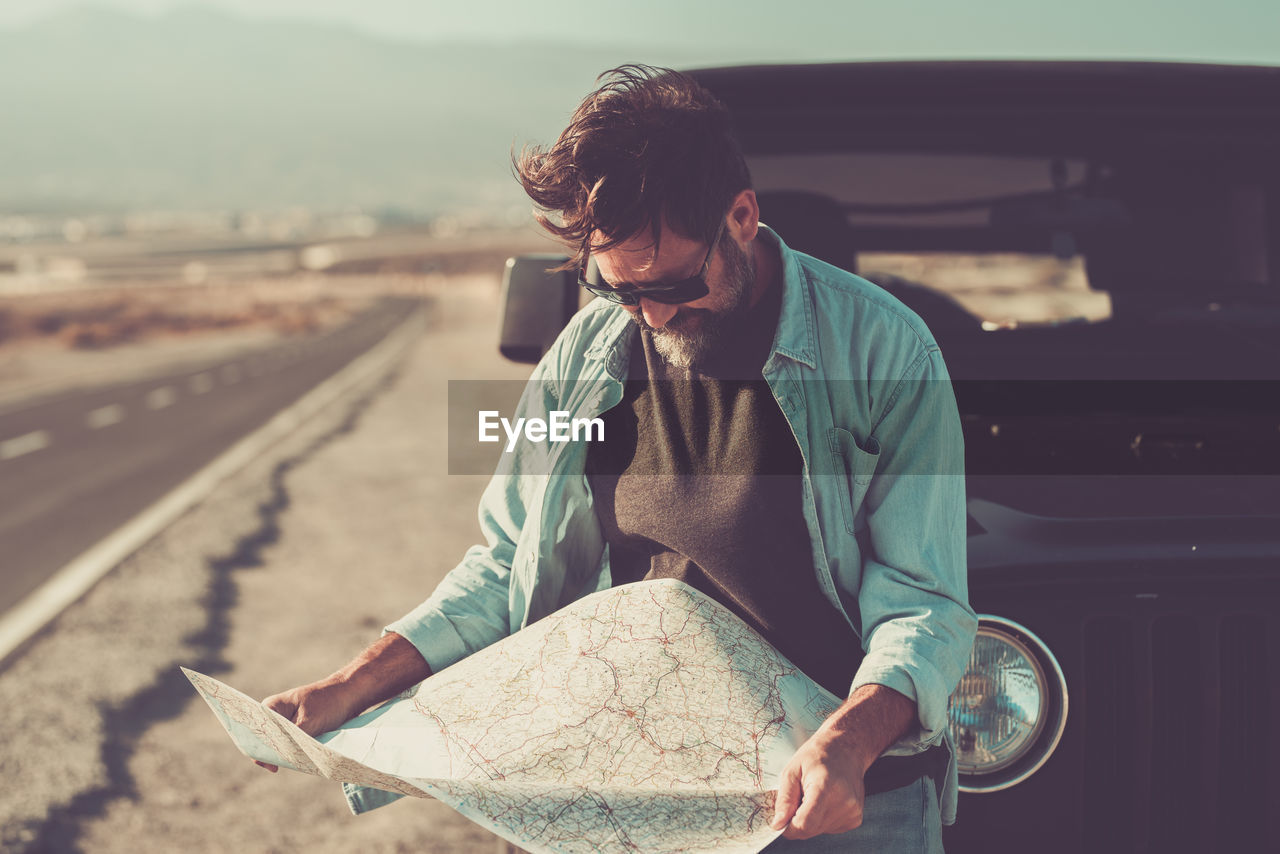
0, 274, 531, 854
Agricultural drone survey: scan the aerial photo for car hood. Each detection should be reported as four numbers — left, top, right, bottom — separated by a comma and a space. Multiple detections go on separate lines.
965, 475, 1280, 569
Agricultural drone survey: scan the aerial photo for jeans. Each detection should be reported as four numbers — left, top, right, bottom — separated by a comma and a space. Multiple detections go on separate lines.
762, 776, 944, 853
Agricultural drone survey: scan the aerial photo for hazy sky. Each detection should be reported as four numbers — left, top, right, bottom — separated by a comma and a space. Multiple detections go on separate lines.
3, 0, 1279, 65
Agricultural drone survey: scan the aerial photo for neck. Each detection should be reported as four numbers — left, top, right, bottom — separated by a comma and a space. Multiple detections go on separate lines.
746, 231, 783, 309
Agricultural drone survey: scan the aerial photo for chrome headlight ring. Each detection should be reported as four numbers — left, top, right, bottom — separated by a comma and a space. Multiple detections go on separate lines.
949, 615, 1069, 793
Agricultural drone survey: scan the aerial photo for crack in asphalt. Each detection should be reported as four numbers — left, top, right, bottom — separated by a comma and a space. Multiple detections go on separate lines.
18, 362, 407, 854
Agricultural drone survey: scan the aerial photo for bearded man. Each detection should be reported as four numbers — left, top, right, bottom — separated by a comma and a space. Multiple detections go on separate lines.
261, 65, 975, 852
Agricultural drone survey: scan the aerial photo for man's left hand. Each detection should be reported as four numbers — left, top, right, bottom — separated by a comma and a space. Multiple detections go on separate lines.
770, 726, 870, 840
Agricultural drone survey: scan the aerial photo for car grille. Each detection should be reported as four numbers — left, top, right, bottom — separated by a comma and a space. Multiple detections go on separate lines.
1081, 610, 1275, 852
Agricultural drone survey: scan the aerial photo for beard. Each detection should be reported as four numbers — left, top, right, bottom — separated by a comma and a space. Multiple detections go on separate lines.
635, 235, 756, 369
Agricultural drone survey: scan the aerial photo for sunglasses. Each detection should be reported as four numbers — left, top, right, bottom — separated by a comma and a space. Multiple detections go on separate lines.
579, 221, 725, 306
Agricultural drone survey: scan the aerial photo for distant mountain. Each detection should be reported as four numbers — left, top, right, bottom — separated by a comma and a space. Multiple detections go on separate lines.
0, 6, 698, 215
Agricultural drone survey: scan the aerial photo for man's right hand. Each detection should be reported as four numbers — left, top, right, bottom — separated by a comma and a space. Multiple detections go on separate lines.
253, 632, 432, 774
254, 679, 362, 773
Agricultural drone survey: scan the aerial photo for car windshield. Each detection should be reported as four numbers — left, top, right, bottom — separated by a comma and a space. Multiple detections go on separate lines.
857, 251, 1107, 328
752, 149, 1279, 380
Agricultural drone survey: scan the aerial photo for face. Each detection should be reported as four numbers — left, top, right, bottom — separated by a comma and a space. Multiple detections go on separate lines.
591, 223, 756, 369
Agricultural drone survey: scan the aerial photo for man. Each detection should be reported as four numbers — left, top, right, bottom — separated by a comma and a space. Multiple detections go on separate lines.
261, 66, 975, 850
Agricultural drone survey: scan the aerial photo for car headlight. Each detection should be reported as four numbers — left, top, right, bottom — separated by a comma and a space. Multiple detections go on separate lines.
948, 616, 1068, 793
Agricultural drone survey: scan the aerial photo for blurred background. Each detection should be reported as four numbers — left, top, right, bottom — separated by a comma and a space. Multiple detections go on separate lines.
1, 2, 1276, 853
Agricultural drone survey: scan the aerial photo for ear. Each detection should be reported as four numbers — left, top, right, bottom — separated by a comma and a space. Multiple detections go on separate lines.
725, 189, 760, 245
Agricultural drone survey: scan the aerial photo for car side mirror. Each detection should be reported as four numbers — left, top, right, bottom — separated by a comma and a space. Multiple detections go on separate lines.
499, 254, 578, 364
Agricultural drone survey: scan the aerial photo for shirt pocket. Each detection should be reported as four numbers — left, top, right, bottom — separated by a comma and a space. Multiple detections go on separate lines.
828, 427, 881, 535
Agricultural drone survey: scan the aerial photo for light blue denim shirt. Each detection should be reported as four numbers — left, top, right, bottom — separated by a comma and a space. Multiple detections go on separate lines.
374, 226, 977, 824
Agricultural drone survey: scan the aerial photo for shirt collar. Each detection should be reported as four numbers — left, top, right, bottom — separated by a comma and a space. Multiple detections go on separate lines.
759, 223, 817, 370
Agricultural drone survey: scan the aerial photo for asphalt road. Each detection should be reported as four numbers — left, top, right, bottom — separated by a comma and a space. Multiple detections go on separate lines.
0, 296, 423, 619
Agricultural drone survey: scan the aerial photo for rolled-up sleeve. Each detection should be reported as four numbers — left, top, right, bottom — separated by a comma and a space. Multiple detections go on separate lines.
384, 356, 560, 676
848, 346, 977, 746
383, 472, 527, 676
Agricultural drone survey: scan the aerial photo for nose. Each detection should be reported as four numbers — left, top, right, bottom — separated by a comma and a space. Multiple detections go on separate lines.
639, 298, 678, 329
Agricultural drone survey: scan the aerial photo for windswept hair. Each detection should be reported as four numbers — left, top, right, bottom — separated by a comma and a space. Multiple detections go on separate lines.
513, 64, 751, 270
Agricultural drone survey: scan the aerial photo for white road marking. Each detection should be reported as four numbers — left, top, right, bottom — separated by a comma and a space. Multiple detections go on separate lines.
86, 404, 125, 429
0, 307, 424, 667
189, 373, 214, 394
221, 364, 242, 384
0, 430, 51, 461
146, 386, 177, 410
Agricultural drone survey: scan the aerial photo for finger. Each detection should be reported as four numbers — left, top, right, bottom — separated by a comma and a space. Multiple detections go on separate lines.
294, 711, 329, 738
783, 772, 828, 840
262, 695, 296, 719
771, 765, 803, 830
253, 760, 279, 773
830, 784, 864, 834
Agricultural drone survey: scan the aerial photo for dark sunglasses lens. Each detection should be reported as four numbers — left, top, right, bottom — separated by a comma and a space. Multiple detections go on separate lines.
582, 283, 638, 305
640, 279, 709, 305
579, 276, 708, 306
